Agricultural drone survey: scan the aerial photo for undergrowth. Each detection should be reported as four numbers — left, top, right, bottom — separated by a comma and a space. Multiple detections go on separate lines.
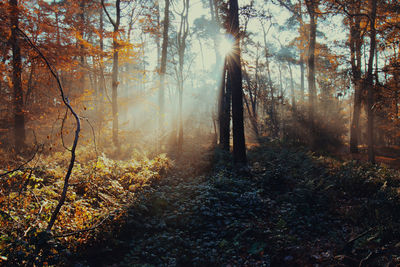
2, 141, 400, 266
0, 147, 171, 266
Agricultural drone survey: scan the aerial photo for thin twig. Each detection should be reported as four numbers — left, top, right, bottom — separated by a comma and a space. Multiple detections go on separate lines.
81, 116, 98, 157
53, 213, 110, 238
346, 227, 375, 248
0, 145, 40, 177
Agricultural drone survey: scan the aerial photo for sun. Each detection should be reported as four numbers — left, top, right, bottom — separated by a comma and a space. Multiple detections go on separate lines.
218, 34, 235, 57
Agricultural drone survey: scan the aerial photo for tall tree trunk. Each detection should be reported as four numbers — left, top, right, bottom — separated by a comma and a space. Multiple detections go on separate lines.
159, 0, 170, 137
367, 0, 377, 163
176, 0, 189, 154
265, 50, 277, 137
228, 0, 247, 165
9, 0, 26, 152
112, 1, 120, 149
98, 2, 105, 132
219, 60, 230, 150
306, 0, 318, 145
111, 36, 119, 148
79, 0, 86, 92
102, 0, 121, 148
210, 0, 226, 146
349, 3, 362, 153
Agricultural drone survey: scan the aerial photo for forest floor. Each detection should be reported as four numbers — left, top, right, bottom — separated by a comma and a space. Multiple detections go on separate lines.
339, 145, 400, 170
66, 139, 400, 266
3, 138, 400, 266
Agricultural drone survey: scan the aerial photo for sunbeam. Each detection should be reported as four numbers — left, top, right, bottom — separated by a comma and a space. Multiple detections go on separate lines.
218, 34, 235, 57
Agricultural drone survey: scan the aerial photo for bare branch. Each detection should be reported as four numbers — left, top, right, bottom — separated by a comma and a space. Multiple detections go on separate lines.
101, 0, 116, 29
15, 27, 81, 232
0, 145, 40, 177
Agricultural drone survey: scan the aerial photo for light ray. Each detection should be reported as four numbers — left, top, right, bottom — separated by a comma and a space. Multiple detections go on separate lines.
218, 34, 235, 57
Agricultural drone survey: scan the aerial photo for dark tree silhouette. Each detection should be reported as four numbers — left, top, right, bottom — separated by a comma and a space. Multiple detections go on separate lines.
228, 0, 247, 165
219, 59, 230, 150
9, 0, 26, 152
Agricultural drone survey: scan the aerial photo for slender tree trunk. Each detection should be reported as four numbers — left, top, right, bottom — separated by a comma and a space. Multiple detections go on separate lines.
102, 0, 121, 148
111, 35, 119, 148
349, 5, 362, 153
79, 1, 86, 92
243, 68, 259, 138
98, 3, 105, 131
278, 64, 283, 103
156, 1, 161, 70
178, 84, 183, 151
176, 0, 189, 154
228, 0, 247, 165
266, 53, 277, 136
112, 0, 121, 148
9, 0, 26, 152
300, 56, 305, 101
159, 0, 170, 136
288, 62, 295, 107
367, 0, 377, 163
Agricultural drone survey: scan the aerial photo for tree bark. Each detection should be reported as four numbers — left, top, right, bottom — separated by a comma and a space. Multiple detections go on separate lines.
228, 0, 247, 165
176, 0, 189, 154
349, 2, 362, 153
210, 0, 226, 146
300, 56, 305, 101
98, 2, 105, 132
219, 60, 230, 150
112, 0, 120, 149
367, 0, 377, 163
9, 0, 26, 152
288, 61, 295, 107
102, 0, 121, 148
159, 0, 170, 136
305, 0, 318, 146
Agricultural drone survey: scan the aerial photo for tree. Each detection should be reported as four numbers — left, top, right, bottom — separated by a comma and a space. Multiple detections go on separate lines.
228, 0, 247, 165
102, 0, 121, 149
176, 0, 190, 153
98, 1, 106, 132
9, 0, 26, 152
159, 0, 170, 142
366, 0, 377, 163
305, 0, 319, 146
260, 19, 279, 138
347, 0, 363, 154
219, 59, 231, 150
206, 0, 231, 150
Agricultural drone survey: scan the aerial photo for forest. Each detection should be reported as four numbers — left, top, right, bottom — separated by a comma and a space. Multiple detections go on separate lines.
1, 0, 400, 265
